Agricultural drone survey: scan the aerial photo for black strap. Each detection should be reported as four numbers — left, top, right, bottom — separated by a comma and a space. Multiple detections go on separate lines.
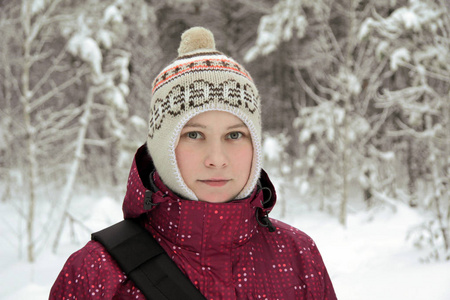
92, 219, 206, 300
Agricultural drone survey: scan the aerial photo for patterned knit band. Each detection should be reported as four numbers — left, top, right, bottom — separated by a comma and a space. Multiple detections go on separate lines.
147, 27, 261, 200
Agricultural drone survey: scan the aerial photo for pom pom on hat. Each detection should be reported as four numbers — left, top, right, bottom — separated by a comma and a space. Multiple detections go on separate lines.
178, 27, 216, 56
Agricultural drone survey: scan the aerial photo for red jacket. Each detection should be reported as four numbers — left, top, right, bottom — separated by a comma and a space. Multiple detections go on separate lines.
50, 145, 337, 299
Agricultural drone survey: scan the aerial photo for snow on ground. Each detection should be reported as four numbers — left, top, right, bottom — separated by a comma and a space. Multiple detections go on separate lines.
271, 197, 450, 300
1, 190, 450, 299
0, 195, 124, 300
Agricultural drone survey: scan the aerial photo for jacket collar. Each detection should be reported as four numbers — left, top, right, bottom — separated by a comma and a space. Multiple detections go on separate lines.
122, 144, 277, 248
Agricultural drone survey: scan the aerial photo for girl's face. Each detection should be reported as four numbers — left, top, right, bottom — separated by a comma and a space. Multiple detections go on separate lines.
175, 111, 253, 203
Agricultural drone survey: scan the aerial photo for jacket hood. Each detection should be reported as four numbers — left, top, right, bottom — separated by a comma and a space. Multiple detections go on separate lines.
122, 144, 276, 222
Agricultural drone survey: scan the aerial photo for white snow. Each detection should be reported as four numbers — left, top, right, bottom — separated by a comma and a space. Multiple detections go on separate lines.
263, 136, 284, 161
347, 73, 362, 96
129, 115, 147, 129
390, 47, 411, 71
26, 0, 47, 16
96, 29, 114, 50
118, 82, 130, 97
1, 181, 450, 299
401, 9, 420, 31
103, 5, 123, 25
358, 18, 374, 40
376, 41, 390, 60
244, 0, 308, 62
391, 7, 421, 32
67, 34, 103, 76
271, 198, 450, 300
0, 195, 123, 300
112, 55, 131, 82
103, 86, 128, 114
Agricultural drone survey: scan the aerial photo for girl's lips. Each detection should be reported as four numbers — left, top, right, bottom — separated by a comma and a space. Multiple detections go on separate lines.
199, 179, 230, 187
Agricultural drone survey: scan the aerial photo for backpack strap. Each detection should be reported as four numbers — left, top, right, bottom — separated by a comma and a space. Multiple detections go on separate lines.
92, 219, 206, 300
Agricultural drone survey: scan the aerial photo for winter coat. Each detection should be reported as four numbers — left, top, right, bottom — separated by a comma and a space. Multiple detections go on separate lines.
50, 145, 337, 299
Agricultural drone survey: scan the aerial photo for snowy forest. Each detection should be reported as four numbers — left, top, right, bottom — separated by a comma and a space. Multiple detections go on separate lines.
0, 0, 449, 299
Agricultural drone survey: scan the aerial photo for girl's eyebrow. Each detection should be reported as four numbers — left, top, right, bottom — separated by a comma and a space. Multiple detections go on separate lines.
227, 123, 247, 130
183, 122, 206, 129
183, 122, 247, 130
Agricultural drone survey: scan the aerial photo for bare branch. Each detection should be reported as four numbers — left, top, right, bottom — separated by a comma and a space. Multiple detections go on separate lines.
31, 47, 70, 96
84, 138, 115, 148
387, 118, 440, 139
359, 107, 392, 147
29, 68, 88, 112
35, 107, 83, 136
26, 0, 64, 44
306, 69, 338, 99
323, 18, 346, 64
293, 67, 328, 104
399, 61, 450, 83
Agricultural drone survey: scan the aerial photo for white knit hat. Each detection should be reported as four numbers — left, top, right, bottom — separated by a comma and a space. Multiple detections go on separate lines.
147, 27, 261, 200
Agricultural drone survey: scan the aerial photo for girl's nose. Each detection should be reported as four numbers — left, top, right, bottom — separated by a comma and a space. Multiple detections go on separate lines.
204, 141, 228, 168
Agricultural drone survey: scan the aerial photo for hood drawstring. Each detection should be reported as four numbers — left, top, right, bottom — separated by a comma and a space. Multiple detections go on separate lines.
256, 187, 276, 232
144, 190, 159, 210
144, 172, 164, 210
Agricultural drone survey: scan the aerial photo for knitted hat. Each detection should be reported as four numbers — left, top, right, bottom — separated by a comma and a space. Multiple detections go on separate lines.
147, 27, 261, 200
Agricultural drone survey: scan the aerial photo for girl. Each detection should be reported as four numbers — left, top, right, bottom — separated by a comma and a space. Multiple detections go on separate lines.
50, 27, 337, 300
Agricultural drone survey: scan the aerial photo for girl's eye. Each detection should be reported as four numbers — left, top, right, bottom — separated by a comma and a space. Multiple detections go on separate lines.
187, 131, 202, 139
227, 132, 243, 140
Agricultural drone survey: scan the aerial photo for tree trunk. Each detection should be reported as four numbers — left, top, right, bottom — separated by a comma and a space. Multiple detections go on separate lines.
425, 115, 449, 258
406, 138, 418, 207
339, 103, 349, 227
21, 0, 38, 263
52, 85, 101, 253
339, 0, 358, 227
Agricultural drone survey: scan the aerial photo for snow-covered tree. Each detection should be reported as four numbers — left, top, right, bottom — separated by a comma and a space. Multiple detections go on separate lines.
12, 0, 86, 262
0, 0, 157, 261
51, 0, 156, 252
361, 0, 449, 259
246, 0, 386, 225
247, 0, 448, 238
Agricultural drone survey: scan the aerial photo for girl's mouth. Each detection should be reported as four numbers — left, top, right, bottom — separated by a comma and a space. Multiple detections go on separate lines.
199, 179, 230, 187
